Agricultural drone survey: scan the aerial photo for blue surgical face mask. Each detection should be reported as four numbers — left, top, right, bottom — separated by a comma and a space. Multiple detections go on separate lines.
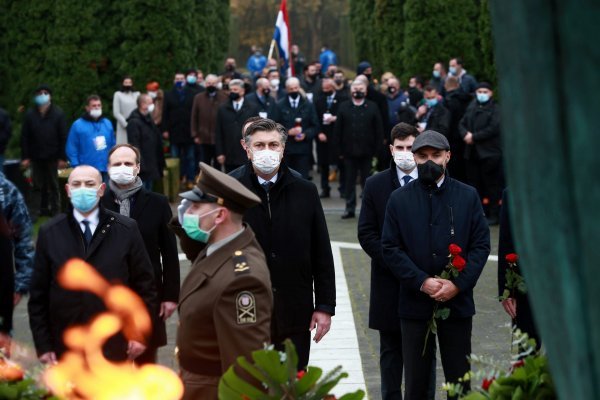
449, 66, 457, 75
182, 208, 221, 243
432, 70, 441, 79
426, 98, 438, 108
476, 93, 490, 103
35, 94, 50, 106
175, 81, 185, 89
70, 186, 100, 213
186, 75, 197, 85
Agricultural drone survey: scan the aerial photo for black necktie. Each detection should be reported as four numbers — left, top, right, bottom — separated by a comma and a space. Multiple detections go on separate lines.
82, 220, 92, 247
402, 175, 412, 186
261, 181, 274, 192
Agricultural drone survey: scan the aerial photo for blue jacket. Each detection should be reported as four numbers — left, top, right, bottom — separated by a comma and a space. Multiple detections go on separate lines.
246, 54, 267, 77
319, 49, 338, 72
382, 176, 490, 319
66, 113, 115, 172
0, 172, 34, 294
358, 164, 401, 331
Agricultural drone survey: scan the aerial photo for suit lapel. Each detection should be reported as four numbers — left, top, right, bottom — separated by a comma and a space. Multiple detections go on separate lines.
86, 210, 116, 258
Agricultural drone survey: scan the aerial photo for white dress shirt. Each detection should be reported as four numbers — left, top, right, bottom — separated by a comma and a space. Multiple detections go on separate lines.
73, 207, 100, 236
396, 168, 419, 186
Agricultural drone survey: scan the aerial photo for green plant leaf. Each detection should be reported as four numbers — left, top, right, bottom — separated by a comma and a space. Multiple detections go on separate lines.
312, 371, 348, 397
296, 366, 322, 394
435, 307, 451, 320
219, 366, 269, 399
252, 350, 288, 384
238, 355, 280, 390
338, 389, 366, 400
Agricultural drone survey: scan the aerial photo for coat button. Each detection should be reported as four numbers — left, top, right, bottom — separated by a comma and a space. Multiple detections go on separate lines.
271, 252, 276, 259
102, 230, 106, 234
432, 253, 437, 257
111, 217, 115, 221
106, 224, 110, 227
272, 287, 277, 293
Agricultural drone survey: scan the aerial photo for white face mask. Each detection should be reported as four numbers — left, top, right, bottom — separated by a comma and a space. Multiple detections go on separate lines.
148, 91, 157, 99
147, 104, 155, 114
270, 79, 280, 88
393, 151, 416, 171
90, 109, 102, 118
252, 149, 281, 175
109, 165, 137, 185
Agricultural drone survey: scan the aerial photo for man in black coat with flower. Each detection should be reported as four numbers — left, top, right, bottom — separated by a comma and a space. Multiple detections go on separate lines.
382, 130, 490, 399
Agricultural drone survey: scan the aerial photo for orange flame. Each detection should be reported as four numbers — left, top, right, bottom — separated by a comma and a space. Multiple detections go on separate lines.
44, 258, 183, 399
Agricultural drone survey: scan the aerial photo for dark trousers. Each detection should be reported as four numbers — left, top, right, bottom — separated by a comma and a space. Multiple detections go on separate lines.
197, 144, 216, 168
286, 154, 311, 180
465, 155, 503, 217
319, 163, 330, 192
514, 294, 541, 351
30, 160, 60, 217
380, 330, 437, 400
171, 143, 196, 181
401, 317, 472, 400
273, 330, 311, 370
343, 157, 371, 213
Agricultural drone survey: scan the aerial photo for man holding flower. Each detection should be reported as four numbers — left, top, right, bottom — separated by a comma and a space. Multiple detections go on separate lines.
382, 130, 490, 399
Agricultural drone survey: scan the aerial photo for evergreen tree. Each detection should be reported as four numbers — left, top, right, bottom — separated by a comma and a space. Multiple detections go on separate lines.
349, 0, 376, 70
374, 0, 404, 78
401, 0, 480, 83
478, 0, 496, 85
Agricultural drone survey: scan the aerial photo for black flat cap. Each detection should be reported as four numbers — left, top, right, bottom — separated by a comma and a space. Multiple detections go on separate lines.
476, 82, 492, 91
411, 130, 450, 152
179, 162, 260, 214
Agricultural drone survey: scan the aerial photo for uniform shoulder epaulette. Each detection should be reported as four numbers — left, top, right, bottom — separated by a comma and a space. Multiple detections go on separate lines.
233, 250, 250, 274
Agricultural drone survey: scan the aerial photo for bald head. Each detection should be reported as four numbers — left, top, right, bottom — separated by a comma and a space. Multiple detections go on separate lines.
355, 75, 369, 86
68, 165, 102, 185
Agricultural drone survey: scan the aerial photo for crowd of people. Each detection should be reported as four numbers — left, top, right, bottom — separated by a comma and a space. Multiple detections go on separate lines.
0, 44, 532, 400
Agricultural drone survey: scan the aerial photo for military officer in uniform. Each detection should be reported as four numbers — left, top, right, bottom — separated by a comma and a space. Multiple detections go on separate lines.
170, 162, 272, 400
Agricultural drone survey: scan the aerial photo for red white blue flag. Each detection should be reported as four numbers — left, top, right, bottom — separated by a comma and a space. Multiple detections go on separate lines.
273, 0, 293, 78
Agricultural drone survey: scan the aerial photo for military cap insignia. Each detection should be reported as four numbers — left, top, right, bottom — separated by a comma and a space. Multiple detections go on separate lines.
233, 250, 250, 274
236, 291, 257, 324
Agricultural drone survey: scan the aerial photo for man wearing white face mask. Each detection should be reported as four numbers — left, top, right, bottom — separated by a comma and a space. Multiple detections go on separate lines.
102, 144, 180, 364
29, 165, 157, 365
126, 94, 165, 191
229, 118, 336, 371
359, 123, 439, 400
66, 95, 115, 183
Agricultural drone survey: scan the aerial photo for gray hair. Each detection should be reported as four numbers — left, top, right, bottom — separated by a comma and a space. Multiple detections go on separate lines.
229, 79, 244, 89
243, 118, 288, 146
285, 77, 300, 88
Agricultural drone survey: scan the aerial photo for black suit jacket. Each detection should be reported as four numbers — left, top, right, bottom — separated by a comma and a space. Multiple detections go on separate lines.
215, 99, 260, 167
101, 188, 180, 347
358, 164, 401, 331
246, 92, 277, 119
422, 104, 451, 137
274, 96, 319, 156
314, 91, 348, 163
28, 207, 157, 359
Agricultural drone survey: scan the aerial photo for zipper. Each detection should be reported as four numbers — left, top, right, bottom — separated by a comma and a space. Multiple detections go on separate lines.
266, 191, 272, 220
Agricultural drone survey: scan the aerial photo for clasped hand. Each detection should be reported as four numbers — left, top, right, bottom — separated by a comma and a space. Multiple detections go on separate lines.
422, 277, 459, 302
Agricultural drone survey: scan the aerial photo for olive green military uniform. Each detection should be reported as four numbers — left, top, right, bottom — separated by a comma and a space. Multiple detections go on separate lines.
172, 162, 273, 400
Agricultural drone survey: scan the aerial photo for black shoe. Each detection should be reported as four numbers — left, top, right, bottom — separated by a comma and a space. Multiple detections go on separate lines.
319, 190, 330, 198
341, 211, 355, 220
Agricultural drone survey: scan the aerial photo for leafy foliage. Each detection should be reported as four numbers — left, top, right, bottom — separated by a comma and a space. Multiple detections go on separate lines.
218, 339, 365, 400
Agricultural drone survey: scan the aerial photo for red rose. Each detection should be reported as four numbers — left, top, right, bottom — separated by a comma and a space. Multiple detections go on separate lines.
482, 377, 495, 391
452, 255, 466, 271
505, 253, 519, 264
512, 359, 525, 369
296, 370, 306, 380
448, 244, 462, 256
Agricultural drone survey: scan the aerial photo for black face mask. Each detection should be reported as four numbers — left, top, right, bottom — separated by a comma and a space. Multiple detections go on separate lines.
262, 88, 271, 96
225, 64, 235, 72
322, 90, 334, 96
308, 73, 318, 80
206, 86, 217, 94
229, 92, 241, 101
387, 87, 397, 95
417, 160, 445, 186
289, 92, 299, 100
352, 91, 365, 99
334, 78, 344, 85
364, 74, 372, 81
122, 85, 133, 92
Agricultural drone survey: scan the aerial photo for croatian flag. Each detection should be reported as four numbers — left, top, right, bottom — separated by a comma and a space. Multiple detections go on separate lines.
273, 0, 293, 78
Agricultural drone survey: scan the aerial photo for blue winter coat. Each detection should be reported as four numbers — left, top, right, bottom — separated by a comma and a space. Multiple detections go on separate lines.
66, 113, 115, 172
381, 176, 490, 320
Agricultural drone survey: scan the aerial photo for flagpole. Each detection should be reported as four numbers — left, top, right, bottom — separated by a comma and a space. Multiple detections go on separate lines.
267, 39, 277, 61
